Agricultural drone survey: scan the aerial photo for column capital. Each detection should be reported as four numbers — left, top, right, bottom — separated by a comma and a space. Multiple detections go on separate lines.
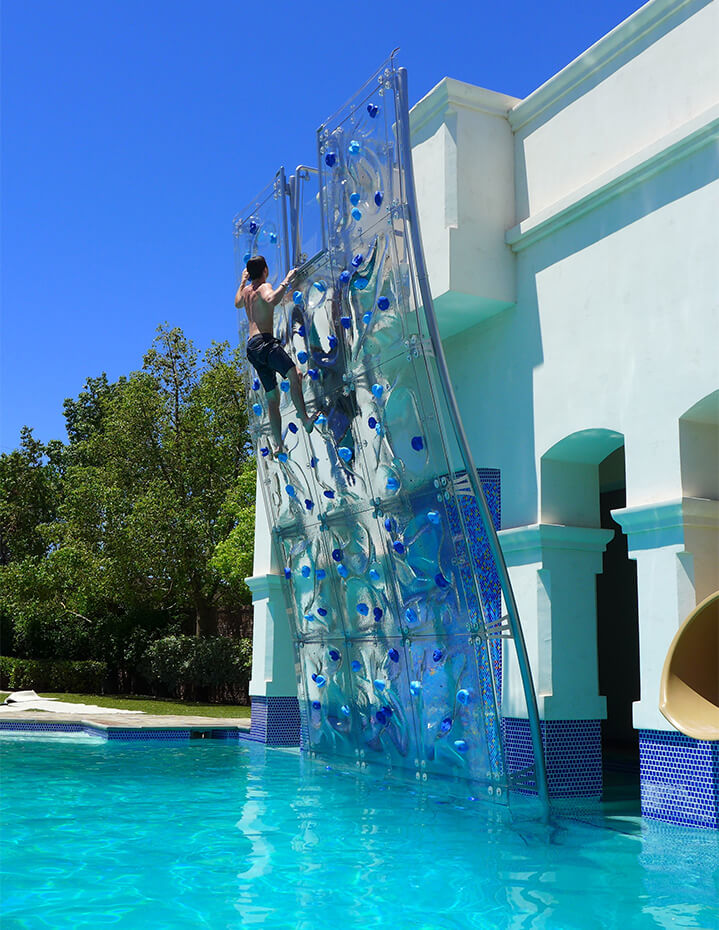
245, 573, 286, 602
499, 523, 614, 566
611, 497, 719, 550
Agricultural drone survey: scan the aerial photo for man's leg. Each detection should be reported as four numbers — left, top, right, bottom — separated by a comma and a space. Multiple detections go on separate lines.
266, 389, 283, 450
287, 367, 313, 432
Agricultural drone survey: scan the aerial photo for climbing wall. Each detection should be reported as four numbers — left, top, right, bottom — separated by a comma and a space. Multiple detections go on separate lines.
234, 59, 542, 806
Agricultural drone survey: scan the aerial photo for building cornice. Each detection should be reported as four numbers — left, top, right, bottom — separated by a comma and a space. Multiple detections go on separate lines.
505, 105, 719, 252
611, 497, 719, 549
410, 76, 519, 140
508, 0, 702, 132
244, 573, 285, 601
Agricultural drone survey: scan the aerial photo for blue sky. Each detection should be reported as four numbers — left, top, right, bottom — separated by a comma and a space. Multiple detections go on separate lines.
1, 0, 647, 451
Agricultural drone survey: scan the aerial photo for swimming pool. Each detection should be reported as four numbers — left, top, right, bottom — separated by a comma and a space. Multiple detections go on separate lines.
2, 737, 718, 929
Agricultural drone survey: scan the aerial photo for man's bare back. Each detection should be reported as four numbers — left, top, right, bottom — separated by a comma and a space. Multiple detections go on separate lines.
234, 265, 296, 335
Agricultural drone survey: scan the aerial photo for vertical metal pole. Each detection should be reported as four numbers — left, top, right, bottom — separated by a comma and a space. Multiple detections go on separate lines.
395, 66, 550, 820
278, 167, 290, 276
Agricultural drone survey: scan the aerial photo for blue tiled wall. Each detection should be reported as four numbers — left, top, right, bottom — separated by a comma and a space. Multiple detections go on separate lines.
639, 729, 719, 829
250, 695, 301, 746
503, 718, 603, 798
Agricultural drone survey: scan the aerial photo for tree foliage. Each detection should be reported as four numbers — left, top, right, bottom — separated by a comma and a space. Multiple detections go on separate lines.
0, 327, 256, 694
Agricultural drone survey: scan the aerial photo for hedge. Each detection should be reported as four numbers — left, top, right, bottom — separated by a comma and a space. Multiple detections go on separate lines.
0, 657, 107, 693
140, 635, 251, 702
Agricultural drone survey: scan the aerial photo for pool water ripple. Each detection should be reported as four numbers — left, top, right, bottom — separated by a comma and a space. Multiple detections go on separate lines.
1, 738, 718, 929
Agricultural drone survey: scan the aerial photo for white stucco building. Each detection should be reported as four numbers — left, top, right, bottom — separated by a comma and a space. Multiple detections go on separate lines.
249, 0, 719, 824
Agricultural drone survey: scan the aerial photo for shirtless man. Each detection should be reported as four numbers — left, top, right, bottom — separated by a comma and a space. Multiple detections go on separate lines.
235, 255, 313, 450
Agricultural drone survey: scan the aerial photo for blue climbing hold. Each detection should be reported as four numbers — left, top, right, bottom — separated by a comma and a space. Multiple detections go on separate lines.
368, 416, 377, 429
351, 208, 362, 221
348, 140, 360, 154
304, 499, 314, 511
435, 573, 449, 588
324, 489, 335, 499
316, 415, 327, 426
373, 607, 383, 621
243, 251, 251, 263
374, 679, 385, 691
285, 485, 296, 497
297, 351, 308, 364
405, 607, 419, 625
386, 477, 400, 491
367, 103, 379, 118
288, 421, 298, 434
297, 325, 306, 338
331, 549, 343, 562
303, 613, 313, 623
411, 435, 424, 451
454, 740, 468, 753
339, 270, 350, 284
317, 607, 328, 616
382, 705, 393, 718
354, 277, 368, 290
410, 680, 422, 696
328, 335, 338, 349
284, 567, 291, 579
313, 280, 326, 293
349, 192, 360, 206
312, 700, 321, 710
341, 704, 351, 716
457, 689, 471, 705
325, 151, 337, 167
393, 540, 405, 554
308, 369, 319, 380
292, 291, 303, 305
277, 452, 288, 463
337, 564, 348, 578
338, 446, 353, 462
315, 675, 327, 688
329, 649, 340, 661
260, 447, 270, 457
376, 424, 383, 436
351, 253, 364, 268
372, 384, 384, 399
377, 296, 390, 311
252, 378, 260, 391
248, 221, 258, 234
301, 565, 311, 578
384, 516, 395, 532
252, 403, 262, 416
310, 457, 318, 467
269, 231, 277, 244
374, 190, 383, 206
433, 649, 443, 662
440, 717, 452, 734
316, 568, 326, 580
376, 709, 387, 725
356, 602, 369, 615
369, 568, 380, 581
427, 510, 441, 524
311, 673, 318, 682
388, 648, 400, 663
363, 311, 373, 325
351, 660, 361, 672
341, 316, 351, 329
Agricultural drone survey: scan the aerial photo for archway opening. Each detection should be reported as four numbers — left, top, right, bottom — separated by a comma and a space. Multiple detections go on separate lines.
596, 446, 641, 799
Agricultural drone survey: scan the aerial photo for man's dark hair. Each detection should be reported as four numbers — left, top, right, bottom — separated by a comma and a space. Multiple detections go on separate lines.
247, 256, 268, 281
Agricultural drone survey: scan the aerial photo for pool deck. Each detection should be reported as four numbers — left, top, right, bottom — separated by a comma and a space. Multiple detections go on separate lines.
0, 708, 251, 737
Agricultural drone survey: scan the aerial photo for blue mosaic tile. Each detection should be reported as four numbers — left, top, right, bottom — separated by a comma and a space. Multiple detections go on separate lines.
503, 718, 603, 798
639, 729, 719, 829
250, 696, 301, 746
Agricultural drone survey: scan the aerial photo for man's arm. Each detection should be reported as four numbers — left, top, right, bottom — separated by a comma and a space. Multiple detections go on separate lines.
234, 269, 249, 309
259, 269, 297, 307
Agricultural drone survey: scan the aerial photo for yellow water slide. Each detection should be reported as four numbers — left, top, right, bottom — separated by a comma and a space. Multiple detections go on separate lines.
659, 590, 719, 740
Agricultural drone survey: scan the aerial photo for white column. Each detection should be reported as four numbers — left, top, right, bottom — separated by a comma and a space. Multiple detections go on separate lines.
499, 523, 613, 720
612, 497, 719, 732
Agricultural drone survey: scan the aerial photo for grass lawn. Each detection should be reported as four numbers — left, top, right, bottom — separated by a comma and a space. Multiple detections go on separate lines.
0, 692, 250, 718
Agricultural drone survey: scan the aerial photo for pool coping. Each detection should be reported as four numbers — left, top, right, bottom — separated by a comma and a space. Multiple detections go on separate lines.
0, 712, 251, 741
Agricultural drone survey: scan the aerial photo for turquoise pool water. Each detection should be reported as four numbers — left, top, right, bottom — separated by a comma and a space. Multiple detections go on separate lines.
1, 735, 718, 929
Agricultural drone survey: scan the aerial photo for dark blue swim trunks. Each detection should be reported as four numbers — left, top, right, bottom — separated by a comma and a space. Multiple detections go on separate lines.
246, 333, 294, 392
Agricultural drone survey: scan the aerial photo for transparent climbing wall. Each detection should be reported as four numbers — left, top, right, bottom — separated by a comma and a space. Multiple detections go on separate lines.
235, 58, 544, 808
